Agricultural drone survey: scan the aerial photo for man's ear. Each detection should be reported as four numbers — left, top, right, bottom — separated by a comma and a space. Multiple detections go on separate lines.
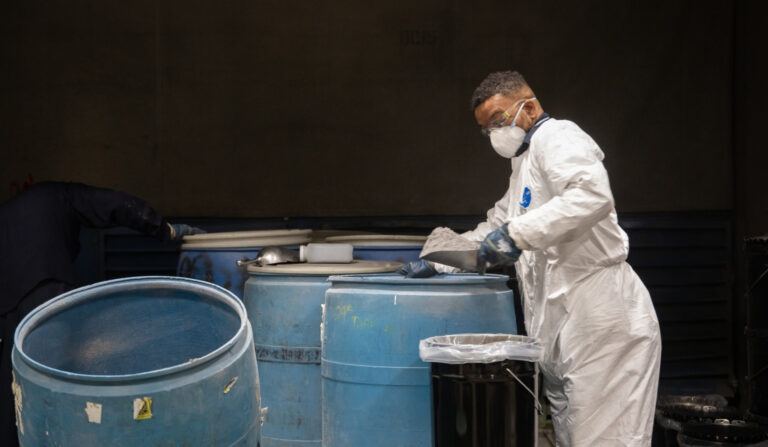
523, 99, 536, 115
522, 100, 538, 127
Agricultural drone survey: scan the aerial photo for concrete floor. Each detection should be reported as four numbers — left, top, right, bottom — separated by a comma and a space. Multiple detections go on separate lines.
538, 428, 557, 446
537, 400, 556, 446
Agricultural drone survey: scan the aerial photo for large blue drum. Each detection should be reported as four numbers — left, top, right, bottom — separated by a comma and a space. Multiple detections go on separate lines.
244, 261, 401, 447
12, 276, 262, 446
321, 273, 517, 447
324, 235, 425, 263
177, 229, 312, 298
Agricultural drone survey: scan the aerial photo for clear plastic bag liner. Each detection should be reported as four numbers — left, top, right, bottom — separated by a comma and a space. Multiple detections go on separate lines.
419, 333, 543, 364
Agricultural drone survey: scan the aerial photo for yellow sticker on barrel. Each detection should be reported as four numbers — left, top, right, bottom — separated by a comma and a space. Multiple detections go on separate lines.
133, 397, 152, 420
223, 376, 239, 394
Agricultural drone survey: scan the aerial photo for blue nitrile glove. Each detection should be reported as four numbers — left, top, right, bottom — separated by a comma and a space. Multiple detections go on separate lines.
397, 259, 438, 278
168, 223, 206, 241
476, 224, 521, 274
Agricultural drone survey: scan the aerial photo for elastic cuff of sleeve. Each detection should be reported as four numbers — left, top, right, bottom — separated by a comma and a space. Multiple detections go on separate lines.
506, 222, 531, 250
433, 262, 461, 274
164, 222, 175, 242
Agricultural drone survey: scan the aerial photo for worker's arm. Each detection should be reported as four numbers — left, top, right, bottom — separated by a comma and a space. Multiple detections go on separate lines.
423, 188, 512, 274
507, 130, 613, 250
461, 186, 512, 243
65, 182, 172, 241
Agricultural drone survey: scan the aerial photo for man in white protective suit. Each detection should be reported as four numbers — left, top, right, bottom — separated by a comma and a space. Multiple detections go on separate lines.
398, 71, 662, 446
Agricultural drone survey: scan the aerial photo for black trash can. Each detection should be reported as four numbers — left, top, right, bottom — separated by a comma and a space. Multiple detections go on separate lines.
420, 334, 543, 447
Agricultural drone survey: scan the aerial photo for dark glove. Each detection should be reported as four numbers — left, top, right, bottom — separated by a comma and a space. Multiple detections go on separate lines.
397, 259, 438, 278
477, 224, 521, 274
168, 223, 206, 241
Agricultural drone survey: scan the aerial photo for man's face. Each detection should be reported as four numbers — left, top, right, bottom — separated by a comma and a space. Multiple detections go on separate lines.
474, 93, 534, 134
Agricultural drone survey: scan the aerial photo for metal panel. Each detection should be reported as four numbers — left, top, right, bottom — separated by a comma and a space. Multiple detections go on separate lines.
622, 211, 734, 397
102, 232, 179, 279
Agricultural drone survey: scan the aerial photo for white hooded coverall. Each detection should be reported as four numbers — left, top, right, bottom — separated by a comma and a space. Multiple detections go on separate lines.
462, 117, 662, 446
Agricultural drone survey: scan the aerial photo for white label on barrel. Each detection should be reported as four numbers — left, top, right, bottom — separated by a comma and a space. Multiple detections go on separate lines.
85, 402, 102, 424
11, 372, 23, 435
133, 397, 153, 420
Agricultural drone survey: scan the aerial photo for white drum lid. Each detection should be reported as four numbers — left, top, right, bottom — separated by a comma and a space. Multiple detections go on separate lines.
247, 260, 401, 275
182, 229, 312, 249
324, 234, 426, 246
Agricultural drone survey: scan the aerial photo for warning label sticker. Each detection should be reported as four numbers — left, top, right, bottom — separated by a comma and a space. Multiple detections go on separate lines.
133, 397, 152, 420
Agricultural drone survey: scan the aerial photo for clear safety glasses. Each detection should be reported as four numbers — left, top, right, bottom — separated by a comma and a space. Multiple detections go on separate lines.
480, 97, 536, 137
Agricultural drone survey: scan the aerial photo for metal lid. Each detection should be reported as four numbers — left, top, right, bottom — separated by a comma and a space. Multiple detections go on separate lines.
328, 273, 509, 285
182, 229, 312, 249
325, 234, 426, 246
247, 260, 401, 275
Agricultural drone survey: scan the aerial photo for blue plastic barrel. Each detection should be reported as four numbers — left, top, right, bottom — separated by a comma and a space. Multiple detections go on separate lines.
177, 229, 312, 298
324, 235, 426, 263
12, 276, 263, 446
244, 261, 401, 447
321, 273, 517, 447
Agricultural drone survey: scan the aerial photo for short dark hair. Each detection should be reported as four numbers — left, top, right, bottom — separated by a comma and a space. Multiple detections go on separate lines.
470, 71, 531, 110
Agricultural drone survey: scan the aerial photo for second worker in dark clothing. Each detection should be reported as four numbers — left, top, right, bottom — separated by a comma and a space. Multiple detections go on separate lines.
0, 181, 203, 446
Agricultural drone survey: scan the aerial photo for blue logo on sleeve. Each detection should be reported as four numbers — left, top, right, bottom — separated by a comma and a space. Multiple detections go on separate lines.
520, 187, 532, 208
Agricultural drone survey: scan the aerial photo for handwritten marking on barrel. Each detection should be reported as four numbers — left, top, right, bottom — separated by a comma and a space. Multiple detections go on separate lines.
133, 397, 153, 420
335, 305, 352, 319
255, 345, 321, 364
351, 316, 375, 328
224, 376, 239, 394
11, 372, 23, 435
85, 402, 103, 424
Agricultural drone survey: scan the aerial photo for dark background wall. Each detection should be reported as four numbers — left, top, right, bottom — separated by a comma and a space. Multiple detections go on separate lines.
2, 1, 754, 222
735, 0, 768, 237
733, 0, 768, 414
2, 0, 768, 406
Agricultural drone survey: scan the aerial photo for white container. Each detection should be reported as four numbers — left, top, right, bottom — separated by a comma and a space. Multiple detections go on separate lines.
299, 243, 354, 263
